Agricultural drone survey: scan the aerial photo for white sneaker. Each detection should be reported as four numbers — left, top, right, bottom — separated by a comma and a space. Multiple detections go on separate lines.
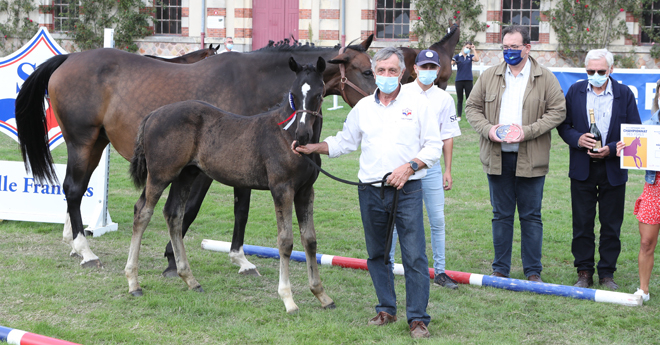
634, 288, 650, 302
457, 117, 462, 122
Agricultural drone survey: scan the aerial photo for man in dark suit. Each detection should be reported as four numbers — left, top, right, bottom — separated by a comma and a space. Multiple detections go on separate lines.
558, 48, 641, 290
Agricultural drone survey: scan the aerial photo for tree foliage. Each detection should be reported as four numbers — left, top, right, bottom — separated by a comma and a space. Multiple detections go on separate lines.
66, 0, 154, 52
544, 0, 635, 66
0, 0, 38, 55
412, 0, 486, 48
0, 0, 153, 54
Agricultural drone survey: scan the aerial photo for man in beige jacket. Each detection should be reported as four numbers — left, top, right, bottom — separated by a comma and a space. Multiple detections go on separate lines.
465, 25, 565, 283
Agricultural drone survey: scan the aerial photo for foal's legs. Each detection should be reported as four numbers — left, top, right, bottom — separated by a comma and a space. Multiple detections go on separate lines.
125, 180, 166, 296
62, 139, 108, 267
228, 188, 260, 276
162, 174, 213, 277
162, 168, 203, 292
294, 186, 334, 309
162, 181, 259, 277
271, 186, 298, 313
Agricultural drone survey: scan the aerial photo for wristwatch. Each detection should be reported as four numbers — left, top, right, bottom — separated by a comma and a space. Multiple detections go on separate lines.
408, 160, 419, 174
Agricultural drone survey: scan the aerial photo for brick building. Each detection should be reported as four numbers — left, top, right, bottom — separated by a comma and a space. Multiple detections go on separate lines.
25, 0, 660, 67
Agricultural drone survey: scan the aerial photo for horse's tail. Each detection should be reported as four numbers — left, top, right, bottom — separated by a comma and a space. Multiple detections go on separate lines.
129, 113, 151, 189
15, 54, 70, 184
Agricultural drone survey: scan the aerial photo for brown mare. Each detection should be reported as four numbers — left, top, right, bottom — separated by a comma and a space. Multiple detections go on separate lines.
128, 57, 330, 313
144, 44, 219, 63
15, 36, 375, 272
399, 23, 460, 90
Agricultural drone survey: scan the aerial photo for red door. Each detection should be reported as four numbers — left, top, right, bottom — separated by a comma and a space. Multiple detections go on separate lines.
252, 0, 299, 50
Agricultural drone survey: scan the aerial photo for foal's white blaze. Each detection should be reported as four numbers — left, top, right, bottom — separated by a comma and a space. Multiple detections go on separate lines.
299, 82, 311, 124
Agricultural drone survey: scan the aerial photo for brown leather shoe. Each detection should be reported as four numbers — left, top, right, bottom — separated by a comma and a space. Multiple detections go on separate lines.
527, 275, 543, 283
599, 277, 619, 290
410, 320, 430, 339
491, 271, 508, 278
574, 271, 594, 288
368, 311, 397, 326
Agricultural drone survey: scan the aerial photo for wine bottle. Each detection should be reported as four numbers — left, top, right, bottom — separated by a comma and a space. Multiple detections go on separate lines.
589, 109, 602, 154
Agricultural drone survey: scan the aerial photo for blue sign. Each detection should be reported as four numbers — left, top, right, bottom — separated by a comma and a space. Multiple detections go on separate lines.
550, 68, 660, 123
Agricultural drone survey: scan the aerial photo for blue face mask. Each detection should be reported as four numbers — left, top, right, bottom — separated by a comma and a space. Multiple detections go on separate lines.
588, 73, 609, 87
375, 75, 400, 94
226, 44, 233, 50
417, 69, 438, 85
503, 49, 523, 66
464, 48, 471, 55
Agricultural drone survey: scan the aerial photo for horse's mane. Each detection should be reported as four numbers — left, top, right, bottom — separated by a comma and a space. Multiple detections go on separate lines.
253, 38, 366, 53
254, 38, 340, 52
429, 24, 459, 50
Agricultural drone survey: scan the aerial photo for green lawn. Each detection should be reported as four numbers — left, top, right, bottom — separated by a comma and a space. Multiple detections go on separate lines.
0, 95, 657, 344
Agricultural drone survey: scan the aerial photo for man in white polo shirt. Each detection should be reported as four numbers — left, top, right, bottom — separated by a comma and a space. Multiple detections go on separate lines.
293, 46, 443, 339
389, 49, 462, 290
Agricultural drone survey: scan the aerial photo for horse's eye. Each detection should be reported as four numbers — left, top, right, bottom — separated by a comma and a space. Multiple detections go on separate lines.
363, 70, 373, 77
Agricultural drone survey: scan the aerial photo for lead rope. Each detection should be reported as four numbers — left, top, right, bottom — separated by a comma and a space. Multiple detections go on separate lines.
295, 146, 399, 265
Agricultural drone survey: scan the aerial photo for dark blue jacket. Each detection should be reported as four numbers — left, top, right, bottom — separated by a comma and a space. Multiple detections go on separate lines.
557, 78, 641, 186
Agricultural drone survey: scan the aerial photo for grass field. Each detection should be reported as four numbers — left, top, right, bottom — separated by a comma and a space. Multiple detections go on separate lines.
0, 95, 658, 344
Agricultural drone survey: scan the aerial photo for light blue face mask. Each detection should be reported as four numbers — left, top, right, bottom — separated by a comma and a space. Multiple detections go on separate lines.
375, 75, 400, 94
588, 73, 608, 87
464, 48, 471, 55
226, 44, 233, 50
417, 69, 438, 85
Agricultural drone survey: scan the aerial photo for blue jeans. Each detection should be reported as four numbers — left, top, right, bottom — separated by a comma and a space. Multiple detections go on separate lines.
358, 179, 430, 326
389, 164, 446, 274
487, 152, 545, 278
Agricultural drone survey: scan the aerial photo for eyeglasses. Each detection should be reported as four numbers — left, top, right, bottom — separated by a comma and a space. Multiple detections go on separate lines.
586, 69, 608, 76
501, 45, 525, 50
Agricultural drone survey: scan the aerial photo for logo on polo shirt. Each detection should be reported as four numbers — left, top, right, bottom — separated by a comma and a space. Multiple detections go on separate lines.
402, 108, 412, 117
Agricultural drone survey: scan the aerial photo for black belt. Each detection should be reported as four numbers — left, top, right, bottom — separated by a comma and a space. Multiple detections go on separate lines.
590, 159, 604, 164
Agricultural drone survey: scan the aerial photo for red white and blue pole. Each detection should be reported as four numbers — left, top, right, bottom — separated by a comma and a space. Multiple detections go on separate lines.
0, 326, 80, 345
201, 239, 643, 307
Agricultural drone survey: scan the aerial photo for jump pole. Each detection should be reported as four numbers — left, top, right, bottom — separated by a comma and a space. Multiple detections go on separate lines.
201, 239, 643, 307
0, 325, 80, 345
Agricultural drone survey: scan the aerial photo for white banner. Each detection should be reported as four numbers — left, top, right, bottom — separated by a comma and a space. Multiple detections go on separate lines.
0, 151, 109, 226
620, 124, 660, 171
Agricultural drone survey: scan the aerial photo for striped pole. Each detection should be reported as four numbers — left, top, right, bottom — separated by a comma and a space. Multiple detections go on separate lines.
201, 239, 643, 307
0, 325, 80, 345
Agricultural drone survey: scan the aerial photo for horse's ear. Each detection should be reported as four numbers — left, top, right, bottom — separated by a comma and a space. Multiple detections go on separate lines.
316, 57, 326, 73
361, 34, 374, 50
327, 55, 349, 65
289, 57, 302, 72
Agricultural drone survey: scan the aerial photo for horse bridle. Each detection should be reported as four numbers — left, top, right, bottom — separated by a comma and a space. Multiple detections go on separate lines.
337, 47, 370, 104
279, 97, 323, 128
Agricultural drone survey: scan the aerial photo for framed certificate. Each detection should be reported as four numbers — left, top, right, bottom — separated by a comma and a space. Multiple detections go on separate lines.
620, 124, 660, 171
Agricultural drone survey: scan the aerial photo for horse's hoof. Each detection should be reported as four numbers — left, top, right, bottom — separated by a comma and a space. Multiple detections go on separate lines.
193, 285, 204, 293
239, 268, 261, 276
130, 289, 143, 297
286, 308, 299, 315
69, 252, 82, 259
323, 302, 336, 310
162, 267, 179, 278
81, 259, 102, 268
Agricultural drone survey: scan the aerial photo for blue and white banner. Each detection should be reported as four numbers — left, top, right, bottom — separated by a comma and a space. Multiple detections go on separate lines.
0, 27, 67, 149
0, 29, 116, 234
550, 67, 660, 123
